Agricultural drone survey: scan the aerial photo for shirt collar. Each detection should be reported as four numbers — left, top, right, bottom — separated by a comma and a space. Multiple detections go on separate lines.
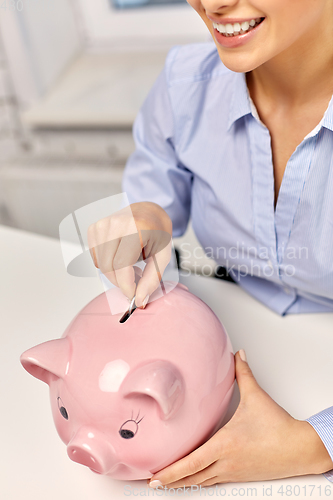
302, 95, 333, 140
227, 72, 252, 131
228, 71, 333, 137
315, 94, 333, 134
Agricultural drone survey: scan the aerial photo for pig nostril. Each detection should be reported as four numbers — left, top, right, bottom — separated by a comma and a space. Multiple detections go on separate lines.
68, 446, 102, 471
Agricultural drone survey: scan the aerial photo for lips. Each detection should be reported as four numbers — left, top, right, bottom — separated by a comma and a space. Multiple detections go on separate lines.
213, 17, 264, 37
210, 17, 265, 49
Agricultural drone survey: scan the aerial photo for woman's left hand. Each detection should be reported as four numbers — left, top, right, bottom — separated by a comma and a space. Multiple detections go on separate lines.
148, 351, 333, 489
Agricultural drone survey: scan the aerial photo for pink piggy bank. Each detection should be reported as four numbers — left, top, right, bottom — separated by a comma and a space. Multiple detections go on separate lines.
20, 282, 235, 480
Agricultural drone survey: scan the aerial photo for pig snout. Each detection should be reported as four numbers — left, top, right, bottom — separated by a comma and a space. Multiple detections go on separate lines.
67, 427, 117, 474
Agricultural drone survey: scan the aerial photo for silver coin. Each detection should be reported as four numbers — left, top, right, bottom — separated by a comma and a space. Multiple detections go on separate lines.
128, 295, 136, 314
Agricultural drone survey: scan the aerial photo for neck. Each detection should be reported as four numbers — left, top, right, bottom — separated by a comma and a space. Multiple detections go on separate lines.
247, 11, 333, 109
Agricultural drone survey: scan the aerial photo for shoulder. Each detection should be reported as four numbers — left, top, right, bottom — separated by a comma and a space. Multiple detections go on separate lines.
164, 42, 234, 86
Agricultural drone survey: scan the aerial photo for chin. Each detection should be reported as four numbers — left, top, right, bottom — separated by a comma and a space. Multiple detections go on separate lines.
216, 48, 263, 74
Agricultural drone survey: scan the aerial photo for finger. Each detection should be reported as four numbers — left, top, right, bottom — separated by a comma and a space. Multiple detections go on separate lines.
88, 218, 120, 273
102, 270, 119, 288
148, 441, 217, 487
90, 212, 132, 271
94, 238, 120, 289
114, 266, 136, 300
140, 228, 171, 258
87, 207, 138, 264
113, 233, 143, 299
98, 238, 120, 275
135, 240, 172, 307
199, 476, 220, 487
155, 463, 218, 489
235, 350, 261, 399
135, 257, 161, 307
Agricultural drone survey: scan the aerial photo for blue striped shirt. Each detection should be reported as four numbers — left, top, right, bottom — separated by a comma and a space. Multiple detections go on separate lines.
122, 42, 333, 478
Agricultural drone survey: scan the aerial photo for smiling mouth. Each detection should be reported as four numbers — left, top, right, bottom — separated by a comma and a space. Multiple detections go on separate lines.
212, 17, 265, 37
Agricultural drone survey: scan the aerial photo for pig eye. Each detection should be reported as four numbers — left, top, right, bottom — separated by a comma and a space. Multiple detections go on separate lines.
57, 397, 69, 420
119, 419, 138, 439
119, 411, 144, 439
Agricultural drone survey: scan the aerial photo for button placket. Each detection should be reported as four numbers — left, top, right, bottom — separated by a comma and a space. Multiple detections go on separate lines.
247, 116, 278, 276
275, 135, 319, 284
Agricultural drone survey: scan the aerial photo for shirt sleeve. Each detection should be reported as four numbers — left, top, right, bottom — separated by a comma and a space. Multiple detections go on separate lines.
122, 47, 193, 238
305, 407, 333, 481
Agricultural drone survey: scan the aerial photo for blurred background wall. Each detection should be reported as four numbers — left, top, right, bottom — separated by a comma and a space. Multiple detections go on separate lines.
0, 0, 216, 275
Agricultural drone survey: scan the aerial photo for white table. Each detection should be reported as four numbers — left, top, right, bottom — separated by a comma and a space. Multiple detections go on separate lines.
1, 225, 332, 500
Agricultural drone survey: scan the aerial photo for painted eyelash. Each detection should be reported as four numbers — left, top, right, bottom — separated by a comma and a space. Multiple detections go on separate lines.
131, 409, 144, 424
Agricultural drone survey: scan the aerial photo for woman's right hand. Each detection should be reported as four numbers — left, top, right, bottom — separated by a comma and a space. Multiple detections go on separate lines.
87, 201, 172, 307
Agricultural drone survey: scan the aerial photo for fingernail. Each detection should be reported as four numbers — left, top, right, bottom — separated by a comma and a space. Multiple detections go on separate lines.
148, 480, 162, 489
142, 294, 149, 309
239, 349, 247, 362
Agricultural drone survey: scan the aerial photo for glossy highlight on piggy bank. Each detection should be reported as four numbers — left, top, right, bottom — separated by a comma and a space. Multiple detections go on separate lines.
20, 283, 235, 480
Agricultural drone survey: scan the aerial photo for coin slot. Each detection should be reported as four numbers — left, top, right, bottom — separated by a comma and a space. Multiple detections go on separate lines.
119, 306, 137, 324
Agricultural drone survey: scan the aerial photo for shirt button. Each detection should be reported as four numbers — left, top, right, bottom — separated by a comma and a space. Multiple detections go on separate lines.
267, 259, 274, 270
283, 286, 291, 295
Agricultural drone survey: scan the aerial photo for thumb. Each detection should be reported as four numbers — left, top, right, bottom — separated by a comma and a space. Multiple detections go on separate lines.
135, 241, 172, 307
235, 349, 260, 400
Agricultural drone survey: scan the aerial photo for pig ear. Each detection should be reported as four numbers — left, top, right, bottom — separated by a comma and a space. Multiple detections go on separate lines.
120, 360, 185, 421
20, 338, 70, 385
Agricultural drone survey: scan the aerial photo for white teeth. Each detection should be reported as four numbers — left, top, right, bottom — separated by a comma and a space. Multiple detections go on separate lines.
212, 18, 262, 37
226, 24, 233, 34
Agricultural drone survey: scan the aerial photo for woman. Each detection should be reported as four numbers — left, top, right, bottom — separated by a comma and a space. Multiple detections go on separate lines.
87, 0, 333, 487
